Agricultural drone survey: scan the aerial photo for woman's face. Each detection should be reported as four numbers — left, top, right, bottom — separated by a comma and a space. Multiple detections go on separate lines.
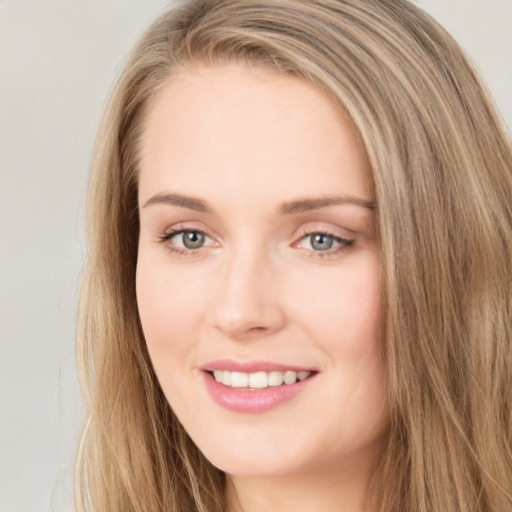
136, 64, 388, 479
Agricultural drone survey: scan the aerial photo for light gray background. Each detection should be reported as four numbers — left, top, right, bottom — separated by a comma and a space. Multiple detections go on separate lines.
0, 1, 510, 511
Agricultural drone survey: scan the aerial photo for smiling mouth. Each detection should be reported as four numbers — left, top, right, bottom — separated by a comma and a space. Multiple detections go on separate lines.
208, 370, 315, 390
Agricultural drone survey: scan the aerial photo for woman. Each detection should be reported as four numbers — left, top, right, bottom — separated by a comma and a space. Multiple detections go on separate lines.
76, 0, 512, 511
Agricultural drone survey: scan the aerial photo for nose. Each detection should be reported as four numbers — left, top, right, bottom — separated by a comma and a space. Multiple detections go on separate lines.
209, 247, 286, 340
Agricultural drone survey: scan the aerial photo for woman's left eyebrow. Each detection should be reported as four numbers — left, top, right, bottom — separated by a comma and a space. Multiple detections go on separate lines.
280, 196, 377, 214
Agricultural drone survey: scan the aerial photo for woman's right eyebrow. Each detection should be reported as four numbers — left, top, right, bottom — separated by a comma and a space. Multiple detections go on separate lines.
142, 192, 211, 213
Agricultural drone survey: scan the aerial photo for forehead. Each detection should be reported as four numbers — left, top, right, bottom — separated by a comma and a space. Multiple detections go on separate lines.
138, 64, 372, 209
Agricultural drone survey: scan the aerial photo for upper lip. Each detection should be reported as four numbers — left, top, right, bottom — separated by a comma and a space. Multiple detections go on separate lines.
199, 359, 317, 373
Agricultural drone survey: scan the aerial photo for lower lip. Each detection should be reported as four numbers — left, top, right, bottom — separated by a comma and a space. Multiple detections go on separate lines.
202, 372, 316, 413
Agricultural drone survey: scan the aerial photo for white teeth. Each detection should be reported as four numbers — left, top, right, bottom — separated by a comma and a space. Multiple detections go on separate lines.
222, 370, 232, 386
230, 371, 249, 388
298, 371, 310, 381
248, 371, 268, 389
283, 371, 297, 385
268, 371, 284, 387
211, 370, 312, 389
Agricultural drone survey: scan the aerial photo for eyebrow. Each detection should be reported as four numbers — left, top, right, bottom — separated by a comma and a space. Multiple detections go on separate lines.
142, 192, 377, 214
280, 196, 377, 214
142, 192, 211, 212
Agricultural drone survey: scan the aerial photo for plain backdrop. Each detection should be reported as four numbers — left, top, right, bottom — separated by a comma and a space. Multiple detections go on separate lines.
0, 1, 510, 511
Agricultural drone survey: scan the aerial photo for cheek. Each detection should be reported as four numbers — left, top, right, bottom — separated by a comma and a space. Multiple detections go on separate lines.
289, 253, 382, 349
135, 255, 209, 363
288, 254, 386, 411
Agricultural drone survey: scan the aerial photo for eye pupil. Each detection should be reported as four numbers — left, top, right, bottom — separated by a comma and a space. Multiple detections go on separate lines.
311, 233, 333, 251
183, 231, 205, 249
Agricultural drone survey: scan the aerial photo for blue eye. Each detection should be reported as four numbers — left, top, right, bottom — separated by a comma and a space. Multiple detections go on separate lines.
159, 229, 212, 251
300, 232, 353, 252
309, 233, 336, 251
178, 231, 206, 249
158, 229, 353, 257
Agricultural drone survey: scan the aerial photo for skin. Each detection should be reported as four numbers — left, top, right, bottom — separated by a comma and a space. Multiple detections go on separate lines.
136, 64, 388, 512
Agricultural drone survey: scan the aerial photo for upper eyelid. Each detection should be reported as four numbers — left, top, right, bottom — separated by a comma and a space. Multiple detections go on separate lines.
160, 228, 212, 241
157, 215, 355, 232
301, 231, 348, 241
160, 223, 218, 239
294, 222, 356, 240
157, 223, 355, 245
158, 227, 351, 239
294, 231, 353, 248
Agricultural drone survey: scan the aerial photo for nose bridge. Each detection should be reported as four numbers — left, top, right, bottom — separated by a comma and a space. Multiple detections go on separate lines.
211, 241, 284, 339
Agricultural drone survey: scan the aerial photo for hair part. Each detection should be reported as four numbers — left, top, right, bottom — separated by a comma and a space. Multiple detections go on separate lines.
76, 1, 512, 510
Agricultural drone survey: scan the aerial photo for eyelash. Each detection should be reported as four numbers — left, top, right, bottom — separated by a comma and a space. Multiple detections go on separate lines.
157, 229, 211, 257
157, 229, 355, 258
296, 230, 354, 259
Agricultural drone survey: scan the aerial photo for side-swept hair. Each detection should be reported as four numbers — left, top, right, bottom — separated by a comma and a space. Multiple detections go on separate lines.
76, 1, 512, 510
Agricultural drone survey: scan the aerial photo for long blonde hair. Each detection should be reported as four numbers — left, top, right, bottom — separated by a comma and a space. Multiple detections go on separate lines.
76, 1, 512, 510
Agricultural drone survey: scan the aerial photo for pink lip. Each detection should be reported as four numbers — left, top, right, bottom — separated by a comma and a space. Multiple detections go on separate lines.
200, 360, 318, 413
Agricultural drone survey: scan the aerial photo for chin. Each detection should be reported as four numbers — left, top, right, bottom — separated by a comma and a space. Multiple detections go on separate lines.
188, 425, 310, 477
188, 420, 385, 481
206, 450, 306, 478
